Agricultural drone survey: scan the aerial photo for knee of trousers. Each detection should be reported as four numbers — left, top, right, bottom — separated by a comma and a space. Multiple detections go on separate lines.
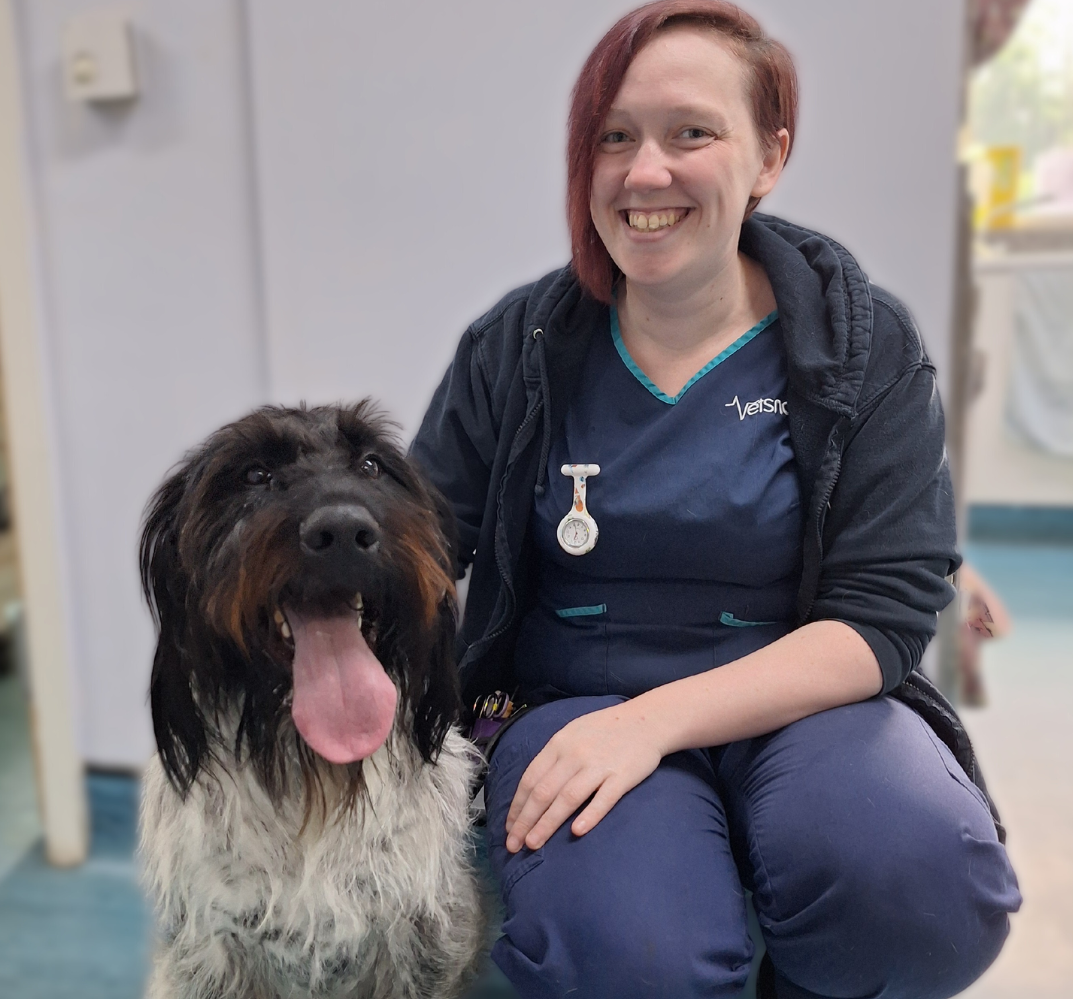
493, 867, 754, 999
759, 825, 1018, 998
740, 711, 1021, 996
485, 698, 754, 998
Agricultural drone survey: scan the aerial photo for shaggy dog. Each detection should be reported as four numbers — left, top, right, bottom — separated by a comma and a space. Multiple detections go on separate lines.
137, 402, 483, 999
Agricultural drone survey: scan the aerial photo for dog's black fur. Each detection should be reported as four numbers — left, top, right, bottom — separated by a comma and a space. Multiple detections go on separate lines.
139, 401, 461, 805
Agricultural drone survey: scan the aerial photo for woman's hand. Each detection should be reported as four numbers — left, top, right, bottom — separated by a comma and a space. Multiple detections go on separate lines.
504, 701, 665, 853
502, 622, 882, 854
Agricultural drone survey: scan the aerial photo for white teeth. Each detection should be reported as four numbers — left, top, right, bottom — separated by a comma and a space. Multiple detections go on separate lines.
281, 620, 291, 639
355, 592, 363, 630
273, 609, 292, 640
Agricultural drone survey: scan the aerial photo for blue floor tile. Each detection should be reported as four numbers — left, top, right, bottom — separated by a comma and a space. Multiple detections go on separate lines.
962, 542, 1073, 620
0, 775, 149, 999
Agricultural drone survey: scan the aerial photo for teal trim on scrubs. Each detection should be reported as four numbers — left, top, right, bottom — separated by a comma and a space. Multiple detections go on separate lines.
554, 604, 607, 618
610, 307, 779, 405
719, 611, 777, 628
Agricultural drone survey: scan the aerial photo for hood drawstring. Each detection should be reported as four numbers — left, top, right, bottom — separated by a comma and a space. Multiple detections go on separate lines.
532, 328, 552, 496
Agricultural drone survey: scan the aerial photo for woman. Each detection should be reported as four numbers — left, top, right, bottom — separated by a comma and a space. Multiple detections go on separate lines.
411, 3, 1020, 997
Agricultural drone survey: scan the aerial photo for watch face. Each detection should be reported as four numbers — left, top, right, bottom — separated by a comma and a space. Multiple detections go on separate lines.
560, 518, 590, 548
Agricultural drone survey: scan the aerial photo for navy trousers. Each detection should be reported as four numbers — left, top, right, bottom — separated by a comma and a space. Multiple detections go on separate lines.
485, 695, 1021, 999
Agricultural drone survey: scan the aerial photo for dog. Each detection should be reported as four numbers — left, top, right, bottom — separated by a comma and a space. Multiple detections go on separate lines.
137, 401, 484, 999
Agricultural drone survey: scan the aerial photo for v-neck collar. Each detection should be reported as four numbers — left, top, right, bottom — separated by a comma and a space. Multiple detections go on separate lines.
609, 307, 779, 405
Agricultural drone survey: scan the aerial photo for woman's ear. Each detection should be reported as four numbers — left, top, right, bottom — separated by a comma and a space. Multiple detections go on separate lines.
140, 470, 206, 796
752, 127, 790, 200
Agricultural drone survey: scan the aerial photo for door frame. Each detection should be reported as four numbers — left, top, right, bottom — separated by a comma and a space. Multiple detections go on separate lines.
0, 0, 87, 867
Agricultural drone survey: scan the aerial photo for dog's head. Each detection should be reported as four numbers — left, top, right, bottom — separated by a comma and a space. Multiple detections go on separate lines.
140, 401, 460, 800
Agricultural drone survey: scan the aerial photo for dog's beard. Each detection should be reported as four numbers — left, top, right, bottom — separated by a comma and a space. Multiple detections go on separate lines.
286, 606, 398, 764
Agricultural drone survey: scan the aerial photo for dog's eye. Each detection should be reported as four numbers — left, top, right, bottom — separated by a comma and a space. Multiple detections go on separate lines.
361, 456, 381, 479
243, 466, 272, 486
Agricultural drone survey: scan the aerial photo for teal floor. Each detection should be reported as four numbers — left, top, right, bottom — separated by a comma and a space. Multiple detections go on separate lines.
0, 673, 40, 882
0, 773, 149, 999
0, 540, 1069, 997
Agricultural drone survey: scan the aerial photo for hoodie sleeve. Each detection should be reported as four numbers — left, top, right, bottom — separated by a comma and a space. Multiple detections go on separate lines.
410, 288, 531, 577
409, 327, 498, 577
810, 359, 961, 693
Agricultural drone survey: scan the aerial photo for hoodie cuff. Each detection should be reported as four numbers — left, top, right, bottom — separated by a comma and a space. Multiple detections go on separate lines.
836, 620, 913, 694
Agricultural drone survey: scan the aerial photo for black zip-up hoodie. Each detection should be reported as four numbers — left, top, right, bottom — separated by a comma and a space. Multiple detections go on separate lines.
412, 214, 961, 712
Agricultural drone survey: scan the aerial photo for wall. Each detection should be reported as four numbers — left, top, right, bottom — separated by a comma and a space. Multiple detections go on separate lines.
251, 0, 966, 425
12, 0, 967, 766
14, 0, 267, 765
966, 255, 1073, 506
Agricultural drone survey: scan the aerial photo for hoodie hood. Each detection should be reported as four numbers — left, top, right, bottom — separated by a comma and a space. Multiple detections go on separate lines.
741, 214, 873, 417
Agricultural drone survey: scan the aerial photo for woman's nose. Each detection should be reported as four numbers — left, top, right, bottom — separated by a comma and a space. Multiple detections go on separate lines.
624, 139, 672, 191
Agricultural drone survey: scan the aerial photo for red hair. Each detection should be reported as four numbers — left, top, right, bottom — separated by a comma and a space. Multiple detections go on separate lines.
567, 0, 799, 303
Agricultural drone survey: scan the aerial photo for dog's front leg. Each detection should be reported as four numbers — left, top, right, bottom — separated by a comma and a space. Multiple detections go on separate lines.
145, 937, 270, 999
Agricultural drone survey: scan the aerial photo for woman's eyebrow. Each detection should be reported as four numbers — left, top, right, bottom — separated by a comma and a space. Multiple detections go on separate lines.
605, 104, 730, 127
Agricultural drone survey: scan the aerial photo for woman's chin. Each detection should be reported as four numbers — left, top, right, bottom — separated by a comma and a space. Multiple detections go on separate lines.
618, 258, 696, 294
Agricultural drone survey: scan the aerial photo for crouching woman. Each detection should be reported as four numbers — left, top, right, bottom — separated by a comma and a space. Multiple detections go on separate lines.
412, 2, 1021, 996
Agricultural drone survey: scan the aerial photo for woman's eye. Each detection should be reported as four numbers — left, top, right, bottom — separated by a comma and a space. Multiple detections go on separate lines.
601, 130, 631, 145
243, 466, 271, 486
361, 456, 381, 479
680, 127, 711, 141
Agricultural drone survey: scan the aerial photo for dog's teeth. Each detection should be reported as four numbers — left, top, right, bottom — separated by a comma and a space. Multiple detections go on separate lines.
354, 592, 363, 610
281, 620, 292, 639
356, 612, 364, 631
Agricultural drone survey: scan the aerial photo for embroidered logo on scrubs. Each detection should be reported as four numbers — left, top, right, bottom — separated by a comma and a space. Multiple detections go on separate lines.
725, 395, 788, 421
557, 464, 600, 556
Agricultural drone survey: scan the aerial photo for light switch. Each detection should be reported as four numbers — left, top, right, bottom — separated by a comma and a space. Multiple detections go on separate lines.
62, 9, 139, 103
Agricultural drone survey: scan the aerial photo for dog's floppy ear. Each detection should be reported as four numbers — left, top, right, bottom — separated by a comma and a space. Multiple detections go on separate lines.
409, 481, 464, 762
412, 590, 463, 764
428, 479, 464, 581
140, 468, 206, 797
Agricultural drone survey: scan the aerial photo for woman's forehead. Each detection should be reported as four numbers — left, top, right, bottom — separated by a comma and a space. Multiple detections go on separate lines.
615, 26, 751, 112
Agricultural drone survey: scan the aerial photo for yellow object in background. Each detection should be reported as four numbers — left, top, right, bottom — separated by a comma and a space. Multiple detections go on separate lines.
978, 146, 1021, 229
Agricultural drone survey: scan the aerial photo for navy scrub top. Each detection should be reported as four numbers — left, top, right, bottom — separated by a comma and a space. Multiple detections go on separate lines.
513, 307, 804, 702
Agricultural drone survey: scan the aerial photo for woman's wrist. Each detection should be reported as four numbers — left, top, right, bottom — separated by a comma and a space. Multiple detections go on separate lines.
622, 686, 692, 759
618, 622, 882, 758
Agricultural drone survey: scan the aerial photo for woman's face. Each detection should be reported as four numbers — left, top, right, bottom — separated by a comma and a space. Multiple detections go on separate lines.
590, 27, 788, 296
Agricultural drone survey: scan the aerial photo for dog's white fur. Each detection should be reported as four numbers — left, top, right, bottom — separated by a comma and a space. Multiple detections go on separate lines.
139, 718, 484, 999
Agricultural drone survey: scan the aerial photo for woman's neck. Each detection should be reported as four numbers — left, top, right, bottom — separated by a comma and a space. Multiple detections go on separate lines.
615, 252, 776, 398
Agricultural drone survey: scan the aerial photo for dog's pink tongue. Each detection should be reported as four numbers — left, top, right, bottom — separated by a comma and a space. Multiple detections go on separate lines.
288, 611, 397, 764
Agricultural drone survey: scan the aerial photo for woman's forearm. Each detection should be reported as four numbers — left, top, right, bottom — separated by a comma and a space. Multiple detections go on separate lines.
504, 621, 884, 852
630, 620, 884, 756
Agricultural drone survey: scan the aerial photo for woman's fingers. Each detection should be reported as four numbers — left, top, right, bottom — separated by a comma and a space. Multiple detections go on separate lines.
505, 758, 581, 851
570, 779, 626, 837
518, 771, 605, 851
505, 747, 559, 829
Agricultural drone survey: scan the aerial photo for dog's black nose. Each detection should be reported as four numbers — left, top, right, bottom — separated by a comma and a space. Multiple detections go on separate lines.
300, 505, 381, 561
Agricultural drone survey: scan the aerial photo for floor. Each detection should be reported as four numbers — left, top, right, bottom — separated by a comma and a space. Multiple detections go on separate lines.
0, 772, 149, 999
0, 672, 40, 883
0, 540, 1069, 997
957, 542, 1073, 999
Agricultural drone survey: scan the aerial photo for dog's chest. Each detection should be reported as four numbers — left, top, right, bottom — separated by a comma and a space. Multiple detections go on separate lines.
139, 732, 480, 996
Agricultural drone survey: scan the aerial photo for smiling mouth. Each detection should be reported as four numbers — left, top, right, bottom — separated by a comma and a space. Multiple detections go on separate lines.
622, 208, 690, 232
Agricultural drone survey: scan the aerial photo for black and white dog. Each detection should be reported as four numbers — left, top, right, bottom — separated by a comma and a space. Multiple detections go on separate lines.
138, 402, 483, 999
